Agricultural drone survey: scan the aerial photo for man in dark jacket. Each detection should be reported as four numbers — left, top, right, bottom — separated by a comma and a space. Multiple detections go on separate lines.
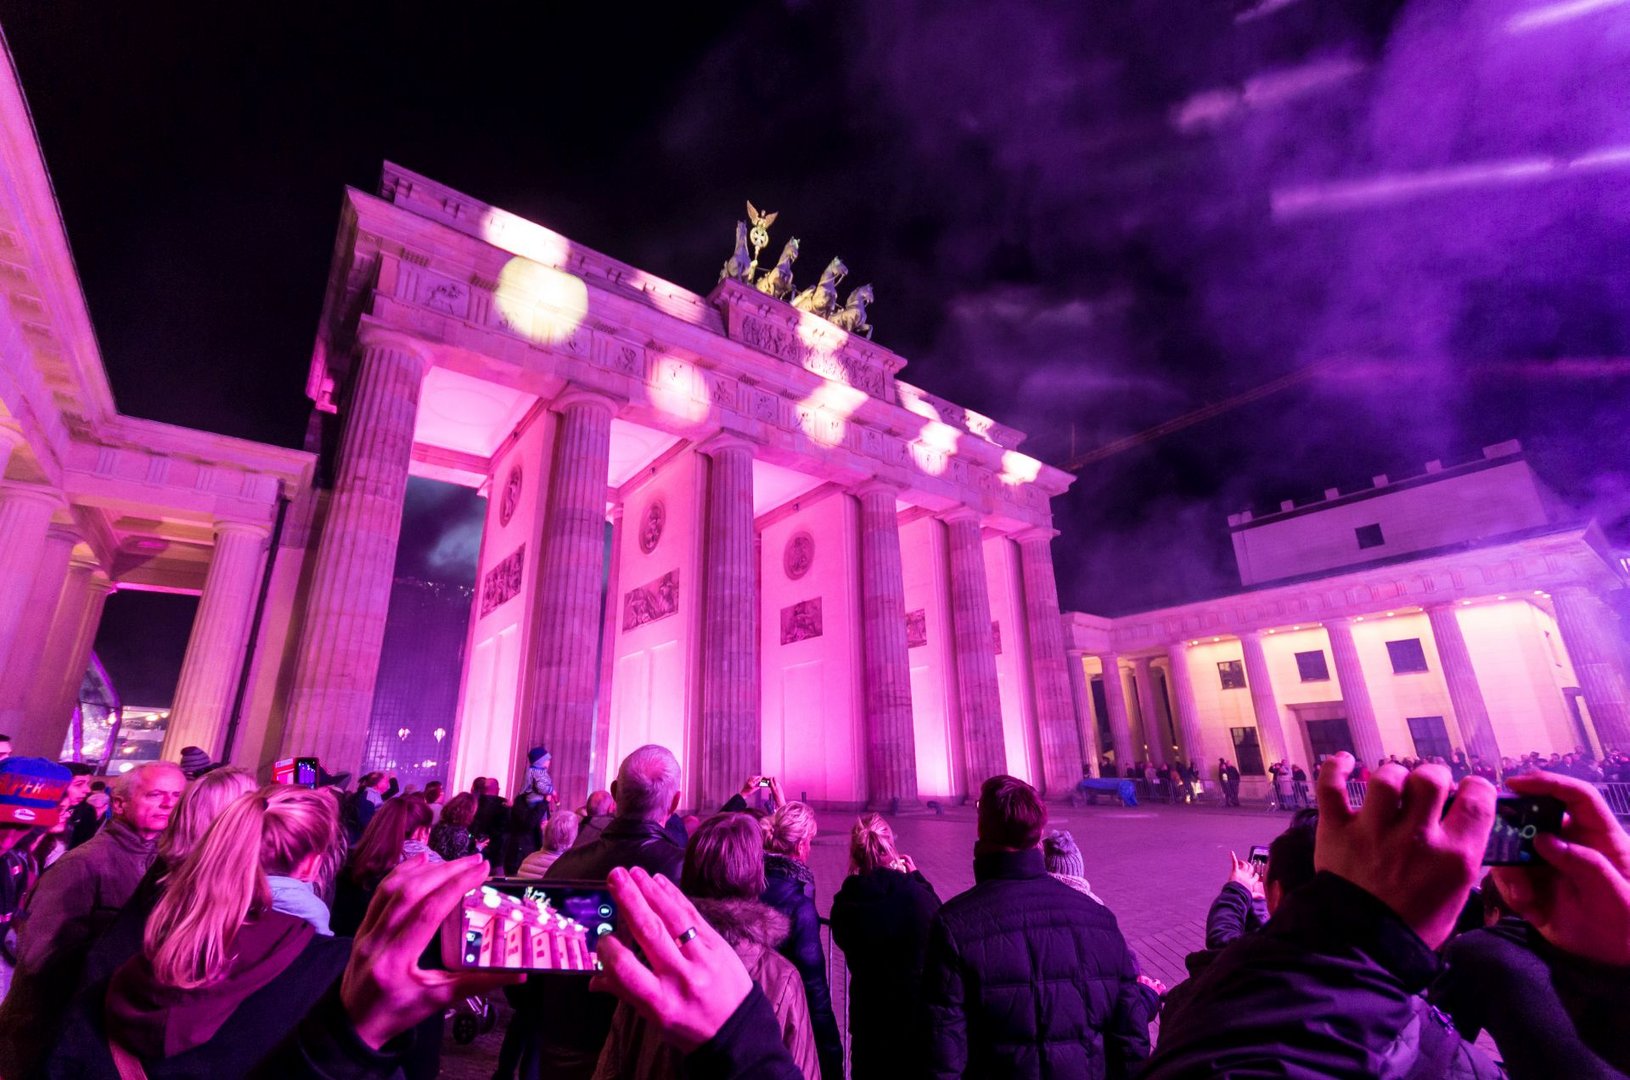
1144, 753, 1509, 1079
502, 744, 686, 1079
923, 775, 1151, 1079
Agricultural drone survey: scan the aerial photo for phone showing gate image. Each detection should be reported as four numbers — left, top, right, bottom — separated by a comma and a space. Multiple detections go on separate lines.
1482, 795, 1564, 866
441, 879, 617, 973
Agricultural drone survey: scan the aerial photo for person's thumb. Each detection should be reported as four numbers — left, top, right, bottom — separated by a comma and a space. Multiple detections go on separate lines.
1534, 833, 1618, 882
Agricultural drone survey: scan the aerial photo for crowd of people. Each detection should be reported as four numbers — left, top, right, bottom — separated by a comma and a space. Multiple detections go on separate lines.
0, 726, 1626, 1078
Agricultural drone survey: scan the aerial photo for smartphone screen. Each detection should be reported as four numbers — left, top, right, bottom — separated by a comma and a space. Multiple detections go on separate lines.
442, 880, 616, 972
1483, 795, 1564, 866
294, 757, 319, 788
1247, 844, 1270, 871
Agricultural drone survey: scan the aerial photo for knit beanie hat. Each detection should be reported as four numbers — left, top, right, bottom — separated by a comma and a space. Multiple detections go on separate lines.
178, 746, 219, 779
528, 747, 550, 765
0, 757, 72, 827
1043, 829, 1085, 878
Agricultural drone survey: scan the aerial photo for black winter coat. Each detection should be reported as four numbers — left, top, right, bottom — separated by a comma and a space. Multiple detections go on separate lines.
759, 854, 843, 1080
923, 848, 1150, 1079
1145, 872, 1503, 1079
830, 867, 941, 1079
1430, 916, 1630, 1078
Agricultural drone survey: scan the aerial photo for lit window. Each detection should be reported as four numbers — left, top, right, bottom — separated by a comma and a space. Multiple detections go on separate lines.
1217, 660, 1247, 690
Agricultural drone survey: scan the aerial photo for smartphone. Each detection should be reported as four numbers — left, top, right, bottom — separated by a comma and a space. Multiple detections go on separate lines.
442, 879, 616, 972
294, 757, 320, 788
1482, 795, 1565, 866
1247, 844, 1270, 872
758, 778, 773, 788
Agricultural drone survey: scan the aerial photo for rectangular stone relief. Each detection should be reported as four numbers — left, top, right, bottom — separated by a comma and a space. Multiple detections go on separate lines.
906, 609, 927, 648
481, 545, 525, 617
780, 598, 823, 644
623, 570, 679, 631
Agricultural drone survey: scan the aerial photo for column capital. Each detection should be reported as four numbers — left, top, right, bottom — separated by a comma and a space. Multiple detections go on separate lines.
355, 324, 433, 364
1323, 615, 1356, 630
1013, 526, 1060, 545
1167, 639, 1192, 654
607, 502, 625, 525
1132, 654, 1155, 673
44, 523, 82, 546
68, 550, 104, 574
694, 430, 757, 457
851, 476, 903, 501
938, 505, 983, 527
214, 519, 272, 541
1237, 627, 1266, 642
0, 483, 65, 512
551, 385, 622, 416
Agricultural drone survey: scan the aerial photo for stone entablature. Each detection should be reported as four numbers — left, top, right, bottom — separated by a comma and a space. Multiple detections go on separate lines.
1087, 523, 1624, 655
311, 166, 1070, 530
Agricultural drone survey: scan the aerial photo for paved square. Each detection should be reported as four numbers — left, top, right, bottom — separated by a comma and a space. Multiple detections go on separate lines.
442, 801, 1291, 1076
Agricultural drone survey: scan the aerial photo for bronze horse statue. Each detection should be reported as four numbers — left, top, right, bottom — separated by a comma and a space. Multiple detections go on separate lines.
719, 221, 752, 283
791, 257, 848, 318
829, 283, 874, 339
755, 237, 800, 300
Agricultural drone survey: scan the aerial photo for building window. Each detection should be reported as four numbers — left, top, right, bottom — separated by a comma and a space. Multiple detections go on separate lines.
1217, 660, 1246, 690
1305, 718, 1355, 764
1386, 638, 1429, 674
1230, 727, 1265, 775
1355, 523, 1385, 549
1295, 650, 1330, 682
1407, 716, 1453, 760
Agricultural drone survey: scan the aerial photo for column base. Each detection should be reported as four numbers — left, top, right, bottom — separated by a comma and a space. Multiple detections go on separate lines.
865, 795, 926, 815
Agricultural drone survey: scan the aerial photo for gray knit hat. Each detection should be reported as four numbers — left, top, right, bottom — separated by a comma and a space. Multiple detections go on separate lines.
1043, 829, 1085, 877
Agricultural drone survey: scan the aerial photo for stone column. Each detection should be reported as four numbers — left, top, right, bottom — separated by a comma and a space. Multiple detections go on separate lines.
1324, 617, 1387, 767
0, 526, 77, 745
1016, 530, 1079, 796
699, 436, 758, 808
1165, 641, 1207, 767
590, 504, 625, 794
1552, 585, 1630, 750
856, 480, 919, 809
0, 485, 60, 677
1238, 630, 1291, 767
528, 389, 617, 811
1133, 656, 1170, 766
1426, 604, 1502, 764
282, 337, 427, 770
1065, 649, 1100, 772
162, 522, 271, 761
1096, 653, 1135, 771
30, 566, 112, 752
942, 508, 1006, 792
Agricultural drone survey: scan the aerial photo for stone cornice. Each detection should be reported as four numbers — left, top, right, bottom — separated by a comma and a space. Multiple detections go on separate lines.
1097, 524, 1623, 654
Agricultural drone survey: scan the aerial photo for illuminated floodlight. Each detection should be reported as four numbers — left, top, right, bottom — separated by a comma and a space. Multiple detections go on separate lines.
1497, 595, 1507, 601
1385, 611, 1395, 617
495, 257, 589, 347
1461, 600, 1473, 606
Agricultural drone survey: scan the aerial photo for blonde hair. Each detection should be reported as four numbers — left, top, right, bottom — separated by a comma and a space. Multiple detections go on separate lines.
849, 813, 898, 875
763, 801, 817, 857
543, 811, 579, 853
144, 785, 344, 989
157, 767, 256, 871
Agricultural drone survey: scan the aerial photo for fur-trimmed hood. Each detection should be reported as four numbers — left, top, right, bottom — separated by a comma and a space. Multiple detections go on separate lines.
692, 897, 790, 950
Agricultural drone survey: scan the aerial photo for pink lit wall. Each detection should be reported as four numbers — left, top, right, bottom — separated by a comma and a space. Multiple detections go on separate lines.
1460, 602, 1586, 754
448, 408, 555, 798
759, 495, 864, 806
900, 516, 962, 800
984, 535, 1039, 785
606, 450, 703, 803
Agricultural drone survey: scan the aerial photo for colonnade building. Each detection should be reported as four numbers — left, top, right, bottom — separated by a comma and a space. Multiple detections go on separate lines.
0, 47, 1084, 811
1063, 443, 1630, 797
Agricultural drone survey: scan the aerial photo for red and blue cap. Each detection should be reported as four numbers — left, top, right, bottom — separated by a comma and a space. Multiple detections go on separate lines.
0, 757, 72, 827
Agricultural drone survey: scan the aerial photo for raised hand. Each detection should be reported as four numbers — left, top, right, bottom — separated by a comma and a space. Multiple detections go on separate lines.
1492, 770, 1630, 966
591, 866, 753, 1053
1314, 752, 1495, 948
1228, 852, 1264, 898
341, 854, 521, 1050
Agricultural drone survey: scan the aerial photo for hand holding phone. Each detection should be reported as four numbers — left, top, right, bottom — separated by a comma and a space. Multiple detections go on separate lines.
442, 880, 617, 972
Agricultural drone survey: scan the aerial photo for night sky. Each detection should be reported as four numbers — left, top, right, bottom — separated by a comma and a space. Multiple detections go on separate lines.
5, 2, 1628, 701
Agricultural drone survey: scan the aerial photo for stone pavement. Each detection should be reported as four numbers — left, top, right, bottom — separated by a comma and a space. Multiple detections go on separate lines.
442, 800, 1291, 1077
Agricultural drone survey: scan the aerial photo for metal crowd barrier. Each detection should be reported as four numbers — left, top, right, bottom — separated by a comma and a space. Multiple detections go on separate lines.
1600, 782, 1630, 818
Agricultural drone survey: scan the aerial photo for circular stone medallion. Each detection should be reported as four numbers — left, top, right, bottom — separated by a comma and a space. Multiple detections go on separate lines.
784, 531, 815, 580
499, 465, 523, 527
639, 499, 666, 554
